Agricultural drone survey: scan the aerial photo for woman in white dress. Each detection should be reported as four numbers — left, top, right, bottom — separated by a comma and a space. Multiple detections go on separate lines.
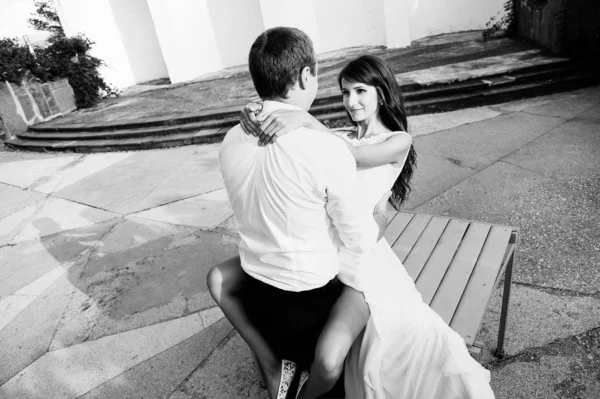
209, 55, 494, 399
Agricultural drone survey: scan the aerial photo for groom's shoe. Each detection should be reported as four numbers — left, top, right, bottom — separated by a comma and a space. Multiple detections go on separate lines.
276, 359, 297, 399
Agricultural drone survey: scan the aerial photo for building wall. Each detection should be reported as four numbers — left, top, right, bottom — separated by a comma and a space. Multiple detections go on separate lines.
408, 0, 506, 41
108, 0, 168, 84
55, 0, 508, 87
313, 0, 386, 54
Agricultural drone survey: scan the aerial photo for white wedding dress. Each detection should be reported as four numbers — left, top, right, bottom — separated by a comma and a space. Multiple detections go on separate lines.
337, 131, 495, 399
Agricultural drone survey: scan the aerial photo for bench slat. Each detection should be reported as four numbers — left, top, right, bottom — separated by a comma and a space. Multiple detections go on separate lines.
414, 219, 470, 304
392, 214, 432, 262
429, 223, 491, 324
450, 226, 514, 344
404, 217, 450, 281
384, 212, 414, 246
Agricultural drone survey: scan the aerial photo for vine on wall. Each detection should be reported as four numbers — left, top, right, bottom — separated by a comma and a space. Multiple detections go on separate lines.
482, 0, 518, 41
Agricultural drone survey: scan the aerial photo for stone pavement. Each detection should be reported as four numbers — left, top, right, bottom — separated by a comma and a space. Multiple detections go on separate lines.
1, 85, 599, 398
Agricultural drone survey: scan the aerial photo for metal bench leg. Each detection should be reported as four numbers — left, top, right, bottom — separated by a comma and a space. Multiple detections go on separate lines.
495, 251, 514, 358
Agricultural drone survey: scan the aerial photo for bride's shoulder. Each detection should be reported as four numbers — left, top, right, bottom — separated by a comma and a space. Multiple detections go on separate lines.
332, 127, 358, 142
385, 131, 412, 143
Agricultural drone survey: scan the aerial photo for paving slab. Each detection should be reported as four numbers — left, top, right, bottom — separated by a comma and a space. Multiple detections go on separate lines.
51, 217, 238, 349
0, 313, 206, 399
0, 260, 84, 386
476, 285, 600, 360
133, 188, 232, 229
54, 144, 223, 215
0, 151, 78, 164
414, 112, 566, 171
0, 154, 81, 189
79, 317, 232, 399
408, 106, 502, 138
0, 219, 116, 301
0, 196, 119, 246
576, 102, 600, 122
0, 267, 65, 331
402, 151, 477, 211
414, 161, 600, 293
490, 85, 600, 116
170, 331, 267, 399
0, 184, 46, 220
30, 152, 133, 194
504, 119, 600, 180
490, 328, 600, 399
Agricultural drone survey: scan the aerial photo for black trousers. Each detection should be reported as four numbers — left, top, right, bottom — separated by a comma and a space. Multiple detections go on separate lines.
240, 272, 343, 370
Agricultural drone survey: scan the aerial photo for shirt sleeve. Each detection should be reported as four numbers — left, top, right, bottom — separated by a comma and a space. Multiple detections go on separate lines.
324, 142, 379, 271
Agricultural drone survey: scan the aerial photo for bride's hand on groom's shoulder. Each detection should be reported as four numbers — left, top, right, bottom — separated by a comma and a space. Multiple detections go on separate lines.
240, 102, 311, 146
240, 102, 263, 137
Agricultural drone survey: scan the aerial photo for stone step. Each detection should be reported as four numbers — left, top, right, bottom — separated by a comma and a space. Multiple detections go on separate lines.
28, 52, 571, 134
20, 61, 582, 142
7, 60, 599, 152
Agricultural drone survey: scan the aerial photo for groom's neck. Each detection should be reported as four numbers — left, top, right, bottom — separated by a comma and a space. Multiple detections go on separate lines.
264, 93, 311, 111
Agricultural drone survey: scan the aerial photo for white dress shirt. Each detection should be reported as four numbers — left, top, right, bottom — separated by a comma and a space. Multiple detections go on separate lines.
219, 101, 379, 292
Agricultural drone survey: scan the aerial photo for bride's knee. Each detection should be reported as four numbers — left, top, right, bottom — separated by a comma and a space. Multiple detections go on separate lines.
314, 344, 345, 382
206, 266, 223, 301
207, 257, 244, 301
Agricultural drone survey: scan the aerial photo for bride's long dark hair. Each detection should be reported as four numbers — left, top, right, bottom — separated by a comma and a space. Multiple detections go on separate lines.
337, 55, 417, 210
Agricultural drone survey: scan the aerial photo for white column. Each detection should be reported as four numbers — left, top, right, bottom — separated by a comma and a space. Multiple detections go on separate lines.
55, 0, 136, 88
146, 0, 222, 84
206, 0, 265, 68
313, 0, 387, 54
383, 0, 412, 49
108, 0, 168, 84
257, 0, 321, 52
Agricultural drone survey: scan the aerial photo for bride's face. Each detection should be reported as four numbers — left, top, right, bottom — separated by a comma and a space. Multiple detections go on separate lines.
341, 79, 380, 124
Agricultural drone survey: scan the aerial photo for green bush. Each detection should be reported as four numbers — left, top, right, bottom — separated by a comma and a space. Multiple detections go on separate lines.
34, 35, 117, 108
0, 35, 117, 109
0, 38, 36, 83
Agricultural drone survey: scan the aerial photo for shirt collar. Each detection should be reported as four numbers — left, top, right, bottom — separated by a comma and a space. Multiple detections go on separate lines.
260, 100, 303, 115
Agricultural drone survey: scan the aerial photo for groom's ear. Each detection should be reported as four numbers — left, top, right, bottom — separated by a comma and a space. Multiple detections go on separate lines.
298, 66, 311, 90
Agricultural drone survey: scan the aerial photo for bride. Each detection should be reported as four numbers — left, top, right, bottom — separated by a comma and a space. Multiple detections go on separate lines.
209, 55, 494, 399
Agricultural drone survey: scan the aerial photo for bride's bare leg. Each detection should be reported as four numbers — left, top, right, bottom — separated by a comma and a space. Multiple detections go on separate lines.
298, 286, 369, 399
207, 257, 281, 398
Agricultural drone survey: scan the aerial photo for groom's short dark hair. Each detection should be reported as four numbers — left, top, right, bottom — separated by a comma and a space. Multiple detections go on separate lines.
249, 27, 316, 99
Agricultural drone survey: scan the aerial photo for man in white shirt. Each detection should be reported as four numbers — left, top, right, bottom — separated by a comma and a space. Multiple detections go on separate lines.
213, 27, 386, 398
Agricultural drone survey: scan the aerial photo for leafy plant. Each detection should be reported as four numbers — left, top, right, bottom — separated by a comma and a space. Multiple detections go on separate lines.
0, 34, 117, 108
482, 0, 518, 41
0, 38, 36, 83
34, 35, 117, 108
28, 0, 64, 39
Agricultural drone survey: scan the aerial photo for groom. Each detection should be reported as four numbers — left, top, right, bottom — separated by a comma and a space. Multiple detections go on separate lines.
218, 26, 386, 398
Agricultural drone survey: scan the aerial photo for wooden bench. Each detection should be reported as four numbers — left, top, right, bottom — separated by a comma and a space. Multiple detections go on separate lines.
385, 211, 518, 360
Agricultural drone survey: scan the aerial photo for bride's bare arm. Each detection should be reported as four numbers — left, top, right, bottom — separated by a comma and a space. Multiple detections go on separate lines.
350, 133, 412, 168
239, 103, 412, 168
